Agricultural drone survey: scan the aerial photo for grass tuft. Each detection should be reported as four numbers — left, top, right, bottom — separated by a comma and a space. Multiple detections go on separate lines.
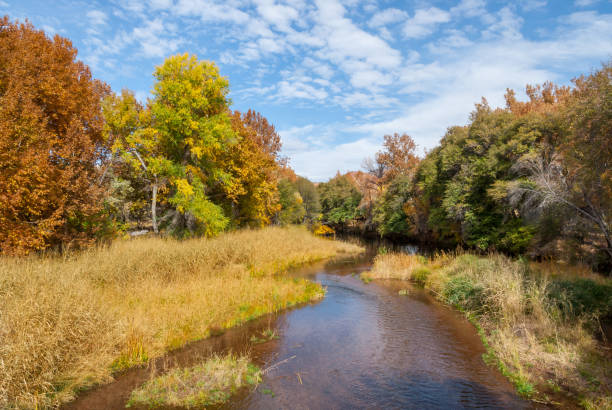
126, 353, 261, 408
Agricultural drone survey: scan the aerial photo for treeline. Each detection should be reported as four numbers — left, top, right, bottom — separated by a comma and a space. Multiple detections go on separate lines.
316, 63, 612, 272
0, 17, 300, 255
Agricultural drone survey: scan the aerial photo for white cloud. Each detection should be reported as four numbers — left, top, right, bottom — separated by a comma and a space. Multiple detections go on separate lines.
275, 79, 328, 101
403, 7, 451, 38
132, 18, 183, 58
254, 0, 299, 32
482, 7, 523, 40
368, 8, 407, 28
175, 0, 250, 24
312, 0, 402, 70
86, 10, 108, 26
519, 0, 547, 11
451, 0, 488, 18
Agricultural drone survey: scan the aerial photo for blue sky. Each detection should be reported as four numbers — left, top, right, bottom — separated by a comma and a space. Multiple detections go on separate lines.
3, 0, 612, 181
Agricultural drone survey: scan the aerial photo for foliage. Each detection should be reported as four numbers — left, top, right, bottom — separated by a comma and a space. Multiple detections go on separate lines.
317, 174, 362, 227
373, 175, 414, 236
374, 133, 419, 183
547, 279, 612, 319
212, 111, 281, 228
313, 223, 335, 236
295, 176, 320, 222
148, 53, 235, 237
0, 17, 110, 254
277, 179, 305, 225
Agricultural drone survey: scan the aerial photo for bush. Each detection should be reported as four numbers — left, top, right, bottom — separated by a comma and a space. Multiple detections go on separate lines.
443, 276, 485, 311
547, 279, 612, 320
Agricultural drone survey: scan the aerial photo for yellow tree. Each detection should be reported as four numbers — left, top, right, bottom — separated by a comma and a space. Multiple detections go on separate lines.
214, 111, 281, 227
149, 53, 236, 236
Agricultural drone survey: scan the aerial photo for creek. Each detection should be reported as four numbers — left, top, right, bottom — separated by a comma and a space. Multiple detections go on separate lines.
66, 240, 541, 409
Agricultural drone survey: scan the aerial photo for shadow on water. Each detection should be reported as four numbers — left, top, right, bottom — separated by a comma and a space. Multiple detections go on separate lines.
65, 240, 550, 409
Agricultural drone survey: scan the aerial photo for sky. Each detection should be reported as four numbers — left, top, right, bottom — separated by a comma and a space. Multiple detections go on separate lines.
3, 0, 612, 181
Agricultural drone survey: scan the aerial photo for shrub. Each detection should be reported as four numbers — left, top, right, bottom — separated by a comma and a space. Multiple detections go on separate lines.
443, 275, 485, 310
547, 279, 612, 320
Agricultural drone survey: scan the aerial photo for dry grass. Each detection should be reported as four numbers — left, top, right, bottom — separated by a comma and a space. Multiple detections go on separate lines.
366, 251, 612, 408
0, 226, 362, 409
126, 353, 261, 408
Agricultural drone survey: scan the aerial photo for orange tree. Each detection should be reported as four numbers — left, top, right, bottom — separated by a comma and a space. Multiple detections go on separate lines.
0, 17, 110, 254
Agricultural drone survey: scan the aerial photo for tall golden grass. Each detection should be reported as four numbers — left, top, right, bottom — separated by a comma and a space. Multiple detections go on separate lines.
366, 252, 611, 409
0, 226, 362, 408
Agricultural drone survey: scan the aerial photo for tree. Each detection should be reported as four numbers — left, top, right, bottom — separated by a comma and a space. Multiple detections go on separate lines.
102, 90, 160, 231
318, 174, 362, 227
212, 111, 281, 227
295, 176, 320, 222
373, 175, 415, 237
149, 53, 235, 237
375, 133, 419, 183
240, 109, 284, 162
562, 63, 612, 265
277, 179, 305, 225
512, 63, 612, 267
0, 17, 110, 254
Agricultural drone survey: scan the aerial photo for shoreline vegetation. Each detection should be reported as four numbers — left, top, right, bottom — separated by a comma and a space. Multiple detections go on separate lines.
126, 353, 262, 408
0, 227, 362, 408
362, 251, 612, 409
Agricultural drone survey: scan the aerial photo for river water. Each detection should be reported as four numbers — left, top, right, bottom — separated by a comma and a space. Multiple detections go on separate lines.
66, 242, 540, 409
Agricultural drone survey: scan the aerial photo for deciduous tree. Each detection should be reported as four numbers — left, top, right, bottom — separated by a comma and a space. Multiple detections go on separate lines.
0, 17, 110, 254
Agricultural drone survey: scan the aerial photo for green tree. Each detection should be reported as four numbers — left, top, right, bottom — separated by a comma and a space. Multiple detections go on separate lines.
277, 179, 305, 225
318, 174, 362, 227
295, 176, 320, 222
373, 175, 414, 237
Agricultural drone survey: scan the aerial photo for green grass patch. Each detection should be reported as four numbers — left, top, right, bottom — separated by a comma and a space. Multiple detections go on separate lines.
127, 353, 261, 408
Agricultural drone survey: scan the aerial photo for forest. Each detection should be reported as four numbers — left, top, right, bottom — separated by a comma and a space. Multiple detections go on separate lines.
315, 67, 612, 274
2, 16, 611, 275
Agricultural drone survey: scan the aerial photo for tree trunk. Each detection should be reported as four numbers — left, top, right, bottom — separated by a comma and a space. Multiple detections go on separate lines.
152, 177, 159, 234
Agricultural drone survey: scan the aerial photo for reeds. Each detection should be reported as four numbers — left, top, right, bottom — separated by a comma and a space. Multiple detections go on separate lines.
0, 226, 362, 408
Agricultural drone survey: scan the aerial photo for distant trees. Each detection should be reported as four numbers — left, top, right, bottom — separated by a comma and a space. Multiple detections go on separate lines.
313, 61, 611, 271
295, 176, 320, 222
0, 17, 110, 254
318, 174, 362, 227
277, 179, 306, 225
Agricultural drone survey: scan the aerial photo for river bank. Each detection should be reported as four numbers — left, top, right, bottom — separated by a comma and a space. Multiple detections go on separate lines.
363, 251, 612, 408
68, 245, 534, 409
0, 227, 362, 408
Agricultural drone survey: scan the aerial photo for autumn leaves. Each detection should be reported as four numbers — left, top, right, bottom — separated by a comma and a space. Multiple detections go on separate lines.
0, 19, 285, 254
